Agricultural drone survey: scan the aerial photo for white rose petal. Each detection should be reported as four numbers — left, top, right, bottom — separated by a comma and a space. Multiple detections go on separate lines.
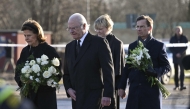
29, 60, 36, 66
32, 64, 41, 73
25, 73, 30, 78
36, 58, 41, 64
43, 71, 52, 78
29, 76, 33, 80
41, 54, 49, 61
48, 66, 56, 74
37, 73, 40, 76
35, 78, 40, 82
52, 58, 60, 66
41, 61, 49, 65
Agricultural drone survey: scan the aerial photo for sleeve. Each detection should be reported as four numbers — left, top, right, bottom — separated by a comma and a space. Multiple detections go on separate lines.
178, 36, 188, 55
154, 43, 171, 77
169, 37, 175, 53
114, 41, 125, 89
63, 45, 72, 98
98, 38, 114, 98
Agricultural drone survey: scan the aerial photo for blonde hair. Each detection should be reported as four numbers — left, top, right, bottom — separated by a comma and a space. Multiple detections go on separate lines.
94, 14, 114, 33
21, 19, 46, 42
175, 26, 183, 34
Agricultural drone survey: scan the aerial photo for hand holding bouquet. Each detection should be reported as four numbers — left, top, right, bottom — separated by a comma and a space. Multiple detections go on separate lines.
126, 41, 170, 99
17, 54, 61, 97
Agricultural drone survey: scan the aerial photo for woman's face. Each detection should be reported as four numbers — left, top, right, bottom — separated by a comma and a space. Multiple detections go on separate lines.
95, 26, 110, 38
23, 30, 39, 47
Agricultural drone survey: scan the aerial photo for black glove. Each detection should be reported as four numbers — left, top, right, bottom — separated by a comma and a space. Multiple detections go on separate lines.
145, 65, 157, 77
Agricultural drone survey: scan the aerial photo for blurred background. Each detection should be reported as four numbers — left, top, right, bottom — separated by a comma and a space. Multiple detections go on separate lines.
0, 0, 190, 44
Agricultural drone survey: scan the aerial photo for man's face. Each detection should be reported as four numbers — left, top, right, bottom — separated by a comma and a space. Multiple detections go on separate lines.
136, 19, 151, 39
67, 19, 84, 40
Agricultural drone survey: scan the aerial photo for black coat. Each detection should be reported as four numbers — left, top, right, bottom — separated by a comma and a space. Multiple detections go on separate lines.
106, 34, 125, 89
63, 32, 114, 109
119, 37, 171, 109
169, 34, 188, 64
14, 42, 62, 109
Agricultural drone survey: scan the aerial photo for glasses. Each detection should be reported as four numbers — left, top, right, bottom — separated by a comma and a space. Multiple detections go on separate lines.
135, 25, 148, 29
66, 24, 82, 31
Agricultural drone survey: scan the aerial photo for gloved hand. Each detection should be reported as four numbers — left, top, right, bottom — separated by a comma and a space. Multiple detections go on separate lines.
145, 65, 157, 77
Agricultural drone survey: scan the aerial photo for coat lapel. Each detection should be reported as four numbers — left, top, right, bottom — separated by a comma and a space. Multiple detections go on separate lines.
74, 33, 91, 67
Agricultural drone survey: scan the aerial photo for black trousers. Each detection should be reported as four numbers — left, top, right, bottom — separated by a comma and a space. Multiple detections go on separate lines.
174, 63, 185, 87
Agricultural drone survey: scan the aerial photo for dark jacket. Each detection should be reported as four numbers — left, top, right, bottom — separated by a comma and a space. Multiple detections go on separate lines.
169, 34, 188, 64
119, 37, 171, 109
106, 33, 125, 89
14, 42, 62, 109
63, 32, 114, 109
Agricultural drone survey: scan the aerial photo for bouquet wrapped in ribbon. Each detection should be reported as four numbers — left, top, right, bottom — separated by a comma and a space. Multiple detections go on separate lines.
126, 41, 170, 99
16, 54, 61, 97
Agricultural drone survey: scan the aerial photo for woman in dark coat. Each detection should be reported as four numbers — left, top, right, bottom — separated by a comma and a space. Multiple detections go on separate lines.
94, 14, 125, 109
14, 19, 62, 109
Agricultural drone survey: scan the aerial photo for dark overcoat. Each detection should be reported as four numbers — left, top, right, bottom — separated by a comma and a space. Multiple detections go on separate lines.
63, 32, 114, 109
119, 37, 171, 109
169, 34, 188, 64
14, 42, 62, 109
105, 34, 125, 109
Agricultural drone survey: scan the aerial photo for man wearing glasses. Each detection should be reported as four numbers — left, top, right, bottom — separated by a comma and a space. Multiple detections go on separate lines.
63, 13, 114, 109
118, 15, 171, 109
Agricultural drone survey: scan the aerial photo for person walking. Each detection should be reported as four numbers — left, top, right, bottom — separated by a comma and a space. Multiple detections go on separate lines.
63, 13, 114, 109
94, 14, 125, 109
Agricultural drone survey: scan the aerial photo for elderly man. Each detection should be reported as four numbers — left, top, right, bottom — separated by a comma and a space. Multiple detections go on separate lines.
63, 13, 114, 109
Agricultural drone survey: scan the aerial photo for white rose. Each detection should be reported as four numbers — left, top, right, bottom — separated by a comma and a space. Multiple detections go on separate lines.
51, 84, 56, 87
25, 73, 30, 78
29, 60, 36, 66
41, 54, 49, 61
32, 64, 41, 73
21, 66, 30, 73
36, 58, 41, 64
26, 68, 32, 73
52, 58, 60, 66
35, 78, 40, 83
41, 61, 49, 65
48, 66, 56, 74
29, 76, 33, 80
43, 71, 52, 78
47, 79, 54, 86
37, 73, 40, 76
21, 67, 27, 73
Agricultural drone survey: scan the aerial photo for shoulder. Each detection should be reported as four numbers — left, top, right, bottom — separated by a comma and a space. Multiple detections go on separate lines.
40, 42, 55, 51
151, 38, 164, 47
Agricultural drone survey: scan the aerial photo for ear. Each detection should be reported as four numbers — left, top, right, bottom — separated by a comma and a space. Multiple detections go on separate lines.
82, 23, 86, 29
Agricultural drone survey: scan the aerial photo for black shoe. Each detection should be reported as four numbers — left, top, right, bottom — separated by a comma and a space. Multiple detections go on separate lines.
180, 86, 186, 91
173, 87, 179, 90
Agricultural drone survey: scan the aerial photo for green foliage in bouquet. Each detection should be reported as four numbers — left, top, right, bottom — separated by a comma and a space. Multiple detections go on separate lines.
126, 41, 170, 99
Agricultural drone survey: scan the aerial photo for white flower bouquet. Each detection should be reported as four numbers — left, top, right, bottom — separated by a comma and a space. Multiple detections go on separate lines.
17, 54, 61, 97
126, 41, 170, 99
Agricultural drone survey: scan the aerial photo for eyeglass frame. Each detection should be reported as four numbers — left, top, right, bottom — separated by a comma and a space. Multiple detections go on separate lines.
66, 24, 83, 31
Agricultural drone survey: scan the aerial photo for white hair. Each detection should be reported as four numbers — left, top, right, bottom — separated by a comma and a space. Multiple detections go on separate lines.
69, 13, 90, 31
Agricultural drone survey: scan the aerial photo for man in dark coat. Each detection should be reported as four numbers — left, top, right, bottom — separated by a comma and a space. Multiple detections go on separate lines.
169, 26, 188, 91
118, 15, 171, 109
63, 13, 114, 109
94, 14, 125, 109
